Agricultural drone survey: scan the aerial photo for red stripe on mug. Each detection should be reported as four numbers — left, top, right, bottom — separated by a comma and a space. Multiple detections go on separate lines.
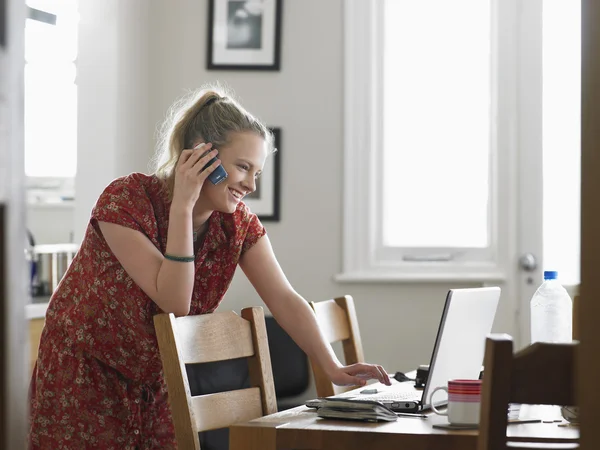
448, 393, 481, 403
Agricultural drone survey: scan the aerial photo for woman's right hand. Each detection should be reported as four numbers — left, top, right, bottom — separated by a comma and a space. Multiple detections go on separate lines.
172, 142, 221, 210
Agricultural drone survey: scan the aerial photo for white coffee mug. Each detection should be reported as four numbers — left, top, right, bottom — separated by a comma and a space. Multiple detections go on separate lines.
430, 379, 482, 426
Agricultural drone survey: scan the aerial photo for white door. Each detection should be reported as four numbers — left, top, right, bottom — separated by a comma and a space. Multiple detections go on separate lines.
513, 0, 581, 348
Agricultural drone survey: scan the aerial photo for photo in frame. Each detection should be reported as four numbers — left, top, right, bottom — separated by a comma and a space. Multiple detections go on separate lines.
244, 127, 281, 221
207, 0, 283, 70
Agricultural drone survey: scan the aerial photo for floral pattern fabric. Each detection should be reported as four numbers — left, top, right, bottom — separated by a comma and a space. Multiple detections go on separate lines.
28, 173, 266, 449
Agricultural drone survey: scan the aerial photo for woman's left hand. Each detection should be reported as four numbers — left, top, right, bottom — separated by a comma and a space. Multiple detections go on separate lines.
328, 363, 392, 387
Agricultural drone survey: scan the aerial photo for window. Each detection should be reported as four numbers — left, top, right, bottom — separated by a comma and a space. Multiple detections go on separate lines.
25, 0, 78, 203
382, 1, 491, 252
340, 0, 506, 282
340, 0, 581, 283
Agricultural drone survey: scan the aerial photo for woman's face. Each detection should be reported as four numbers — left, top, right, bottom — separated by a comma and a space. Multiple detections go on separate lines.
200, 131, 268, 214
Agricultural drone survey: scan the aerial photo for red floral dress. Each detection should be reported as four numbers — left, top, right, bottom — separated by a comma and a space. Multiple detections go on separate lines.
28, 173, 266, 449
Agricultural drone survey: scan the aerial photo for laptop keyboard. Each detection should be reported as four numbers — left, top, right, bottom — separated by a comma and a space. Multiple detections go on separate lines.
357, 390, 421, 402
340, 381, 422, 403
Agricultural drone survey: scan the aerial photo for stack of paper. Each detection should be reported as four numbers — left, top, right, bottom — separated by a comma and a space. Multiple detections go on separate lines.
508, 403, 521, 420
312, 398, 398, 422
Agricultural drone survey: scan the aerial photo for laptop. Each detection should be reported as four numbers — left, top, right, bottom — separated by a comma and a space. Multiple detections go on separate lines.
330, 287, 501, 412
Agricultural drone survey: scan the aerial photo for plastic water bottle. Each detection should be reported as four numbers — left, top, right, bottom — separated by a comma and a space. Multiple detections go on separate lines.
530, 271, 573, 344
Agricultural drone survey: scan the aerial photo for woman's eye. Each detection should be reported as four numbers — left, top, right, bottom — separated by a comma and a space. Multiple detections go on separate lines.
238, 164, 250, 171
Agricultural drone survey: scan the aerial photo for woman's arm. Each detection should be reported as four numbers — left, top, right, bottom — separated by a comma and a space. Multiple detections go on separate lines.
98, 202, 195, 317
239, 236, 391, 387
98, 144, 221, 317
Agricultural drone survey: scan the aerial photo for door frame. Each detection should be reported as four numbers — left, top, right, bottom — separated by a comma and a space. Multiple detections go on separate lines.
515, 0, 544, 349
0, 0, 28, 447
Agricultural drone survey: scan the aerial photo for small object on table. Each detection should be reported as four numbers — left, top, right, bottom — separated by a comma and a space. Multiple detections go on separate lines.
415, 365, 429, 388
396, 412, 428, 419
433, 423, 478, 430
561, 406, 579, 423
433, 418, 543, 430
360, 388, 378, 394
509, 419, 542, 425
393, 371, 416, 383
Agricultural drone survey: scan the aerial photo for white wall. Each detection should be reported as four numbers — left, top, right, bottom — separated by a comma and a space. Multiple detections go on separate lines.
146, 0, 516, 395
27, 205, 73, 244
74, 0, 151, 243
28, 0, 517, 400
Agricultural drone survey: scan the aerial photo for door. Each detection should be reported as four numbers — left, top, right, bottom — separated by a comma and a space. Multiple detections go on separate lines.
0, 0, 28, 446
513, 0, 581, 348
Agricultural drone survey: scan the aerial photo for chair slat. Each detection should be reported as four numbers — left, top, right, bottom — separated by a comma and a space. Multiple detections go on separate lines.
337, 296, 365, 366
511, 342, 577, 406
174, 312, 255, 364
242, 307, 278, 416
312, 300, 351, 343
191, 387, 263, 432
154, 313, 199, 450
309, 296, 365, 398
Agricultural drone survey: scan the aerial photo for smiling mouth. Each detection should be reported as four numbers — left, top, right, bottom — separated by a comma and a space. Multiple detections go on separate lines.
228, 188, 245, 200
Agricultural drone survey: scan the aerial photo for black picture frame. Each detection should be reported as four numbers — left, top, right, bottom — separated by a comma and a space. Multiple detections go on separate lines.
207, 0, 283, 71
244, 127, 281, 222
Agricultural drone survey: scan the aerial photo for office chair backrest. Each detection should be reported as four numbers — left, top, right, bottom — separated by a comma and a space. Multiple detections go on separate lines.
264, 316, 309, 409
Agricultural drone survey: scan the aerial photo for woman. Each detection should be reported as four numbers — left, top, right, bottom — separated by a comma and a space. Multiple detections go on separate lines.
28, 86, 391, 449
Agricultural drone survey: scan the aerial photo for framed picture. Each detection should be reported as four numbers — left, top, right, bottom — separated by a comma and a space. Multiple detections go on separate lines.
207, 0, 283, 70
244, 127, 281, 221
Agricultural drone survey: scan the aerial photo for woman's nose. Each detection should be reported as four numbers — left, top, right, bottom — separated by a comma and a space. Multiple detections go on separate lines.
242, 175, 255, 193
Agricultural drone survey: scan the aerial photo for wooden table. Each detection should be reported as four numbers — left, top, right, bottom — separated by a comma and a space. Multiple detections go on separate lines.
229, 404, 579, 450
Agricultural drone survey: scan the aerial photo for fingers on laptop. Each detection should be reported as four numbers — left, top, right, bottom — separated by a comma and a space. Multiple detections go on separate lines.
353, 364, 392, 385
379, 366, 392, 385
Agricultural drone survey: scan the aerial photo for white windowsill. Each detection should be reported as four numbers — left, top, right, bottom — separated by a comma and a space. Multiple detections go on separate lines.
334, 271, 507, 284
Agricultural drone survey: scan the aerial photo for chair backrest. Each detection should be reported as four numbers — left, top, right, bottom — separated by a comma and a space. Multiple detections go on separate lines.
308, 295, 365, 397
477, 334, 579, 450
154, 307, 278, 450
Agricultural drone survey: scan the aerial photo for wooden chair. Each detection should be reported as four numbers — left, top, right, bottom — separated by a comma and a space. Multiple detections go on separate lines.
308, 295, 365, 397
154, 307, 277, 450
477, 334, 579, 450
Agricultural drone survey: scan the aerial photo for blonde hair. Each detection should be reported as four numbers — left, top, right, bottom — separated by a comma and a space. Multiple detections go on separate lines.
153, 84, 274, 197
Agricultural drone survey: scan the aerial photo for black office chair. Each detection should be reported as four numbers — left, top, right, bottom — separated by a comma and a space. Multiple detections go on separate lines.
265, 315, 310, 410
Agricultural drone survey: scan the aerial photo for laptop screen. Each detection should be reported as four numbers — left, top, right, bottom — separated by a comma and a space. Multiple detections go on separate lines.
421, 287, 501, 408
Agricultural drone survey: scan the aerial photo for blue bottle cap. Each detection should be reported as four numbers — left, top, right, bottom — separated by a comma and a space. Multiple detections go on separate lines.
544, 271, 558, 280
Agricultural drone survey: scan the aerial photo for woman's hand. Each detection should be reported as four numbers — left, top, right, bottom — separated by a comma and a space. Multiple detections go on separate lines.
172, 142, 221, 210
328, 363, 392, 387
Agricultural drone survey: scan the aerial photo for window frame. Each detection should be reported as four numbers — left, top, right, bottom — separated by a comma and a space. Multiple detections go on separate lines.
337, 0, 516, 283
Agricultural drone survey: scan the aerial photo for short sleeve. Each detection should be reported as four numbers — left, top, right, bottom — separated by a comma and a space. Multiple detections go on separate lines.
241, 212, 267, 256
91, 174, 157, 238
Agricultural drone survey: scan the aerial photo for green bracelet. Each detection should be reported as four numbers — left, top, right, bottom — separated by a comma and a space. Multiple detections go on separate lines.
164, 253, 195, 263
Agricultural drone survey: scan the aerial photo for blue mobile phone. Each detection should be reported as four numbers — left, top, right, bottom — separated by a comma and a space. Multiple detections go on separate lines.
196, 144, 228, 185
203, 156, 228, 185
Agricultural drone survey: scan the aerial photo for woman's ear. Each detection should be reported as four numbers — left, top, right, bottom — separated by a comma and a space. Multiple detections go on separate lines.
190, 136, 206, 149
